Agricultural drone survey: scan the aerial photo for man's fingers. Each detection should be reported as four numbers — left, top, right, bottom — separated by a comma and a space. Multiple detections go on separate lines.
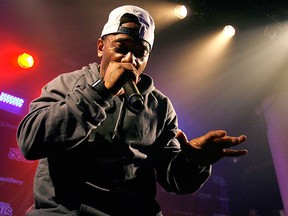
206, 130, 227, 141
222, 149, 248, 157
176, 130, 188, 145
238, 135, 247, 143
215, 134, 248, 148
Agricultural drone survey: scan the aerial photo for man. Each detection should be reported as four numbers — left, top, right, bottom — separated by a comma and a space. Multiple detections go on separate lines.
17, 5, 247, 216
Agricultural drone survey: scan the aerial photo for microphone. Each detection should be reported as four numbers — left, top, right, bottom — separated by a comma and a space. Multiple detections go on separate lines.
123, 79, 144, 111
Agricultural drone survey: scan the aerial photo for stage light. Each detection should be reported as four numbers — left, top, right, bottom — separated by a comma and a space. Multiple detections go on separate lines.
223, 25, 236, 38
174, 5, 188, 20
0, 92, 24, 108
18, 53, 34, 69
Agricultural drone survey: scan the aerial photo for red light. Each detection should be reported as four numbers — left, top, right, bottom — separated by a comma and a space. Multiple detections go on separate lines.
18, 53, 34, 69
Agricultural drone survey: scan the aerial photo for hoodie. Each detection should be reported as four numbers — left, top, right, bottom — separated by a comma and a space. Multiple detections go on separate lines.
17, 62, 211, 215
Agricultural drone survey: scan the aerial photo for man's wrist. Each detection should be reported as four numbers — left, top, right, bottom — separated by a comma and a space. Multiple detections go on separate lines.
91, 79, 113, 101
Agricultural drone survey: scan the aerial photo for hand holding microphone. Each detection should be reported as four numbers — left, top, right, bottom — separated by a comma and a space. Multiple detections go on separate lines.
123, 79, 143, 111
102, 61, 144, 111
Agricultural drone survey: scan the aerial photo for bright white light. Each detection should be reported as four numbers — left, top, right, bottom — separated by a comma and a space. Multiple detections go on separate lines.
223, 25, 236, 38
174, 5, 188, 20
0, 92, 24, 107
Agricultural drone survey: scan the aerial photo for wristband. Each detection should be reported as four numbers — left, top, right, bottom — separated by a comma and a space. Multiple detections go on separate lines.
91, 79, 113, 100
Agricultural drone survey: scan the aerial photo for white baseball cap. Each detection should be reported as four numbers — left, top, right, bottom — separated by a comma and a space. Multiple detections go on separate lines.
101, 5, 155, 49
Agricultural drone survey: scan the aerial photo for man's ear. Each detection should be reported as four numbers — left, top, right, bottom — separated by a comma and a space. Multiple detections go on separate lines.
97, 38, 104, 58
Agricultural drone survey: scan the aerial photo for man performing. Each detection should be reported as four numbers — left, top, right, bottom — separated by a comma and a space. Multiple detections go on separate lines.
17, 5, 247, 216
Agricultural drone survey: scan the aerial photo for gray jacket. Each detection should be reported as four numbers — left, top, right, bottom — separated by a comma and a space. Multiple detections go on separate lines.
17, 63, 211, 215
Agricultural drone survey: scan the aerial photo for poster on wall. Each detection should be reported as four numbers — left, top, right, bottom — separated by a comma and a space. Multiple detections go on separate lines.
0, 109, 37, 216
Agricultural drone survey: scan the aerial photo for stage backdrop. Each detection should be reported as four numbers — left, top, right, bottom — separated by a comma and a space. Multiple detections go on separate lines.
0, 109, 37, 216
0, 107, 229, 216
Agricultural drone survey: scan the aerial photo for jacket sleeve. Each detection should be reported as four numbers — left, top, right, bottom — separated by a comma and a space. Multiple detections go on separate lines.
17, 70, 112, 160
153, 96, 211, 194
167, 152, 212, 194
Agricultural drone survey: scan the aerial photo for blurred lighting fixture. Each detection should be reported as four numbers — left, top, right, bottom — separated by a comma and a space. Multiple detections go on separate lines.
264, 25, 277, 40
18, 52, 34, 69
174, 5, 188, 20
0, 92, 24, 108
223, 25, 236, 38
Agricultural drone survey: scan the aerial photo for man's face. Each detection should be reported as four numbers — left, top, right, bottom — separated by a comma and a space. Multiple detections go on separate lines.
97, 22, 151, 78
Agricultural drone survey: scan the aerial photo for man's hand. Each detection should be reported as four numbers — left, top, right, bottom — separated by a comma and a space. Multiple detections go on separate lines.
176, 130, 247, 166
103, 61, 139, 96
